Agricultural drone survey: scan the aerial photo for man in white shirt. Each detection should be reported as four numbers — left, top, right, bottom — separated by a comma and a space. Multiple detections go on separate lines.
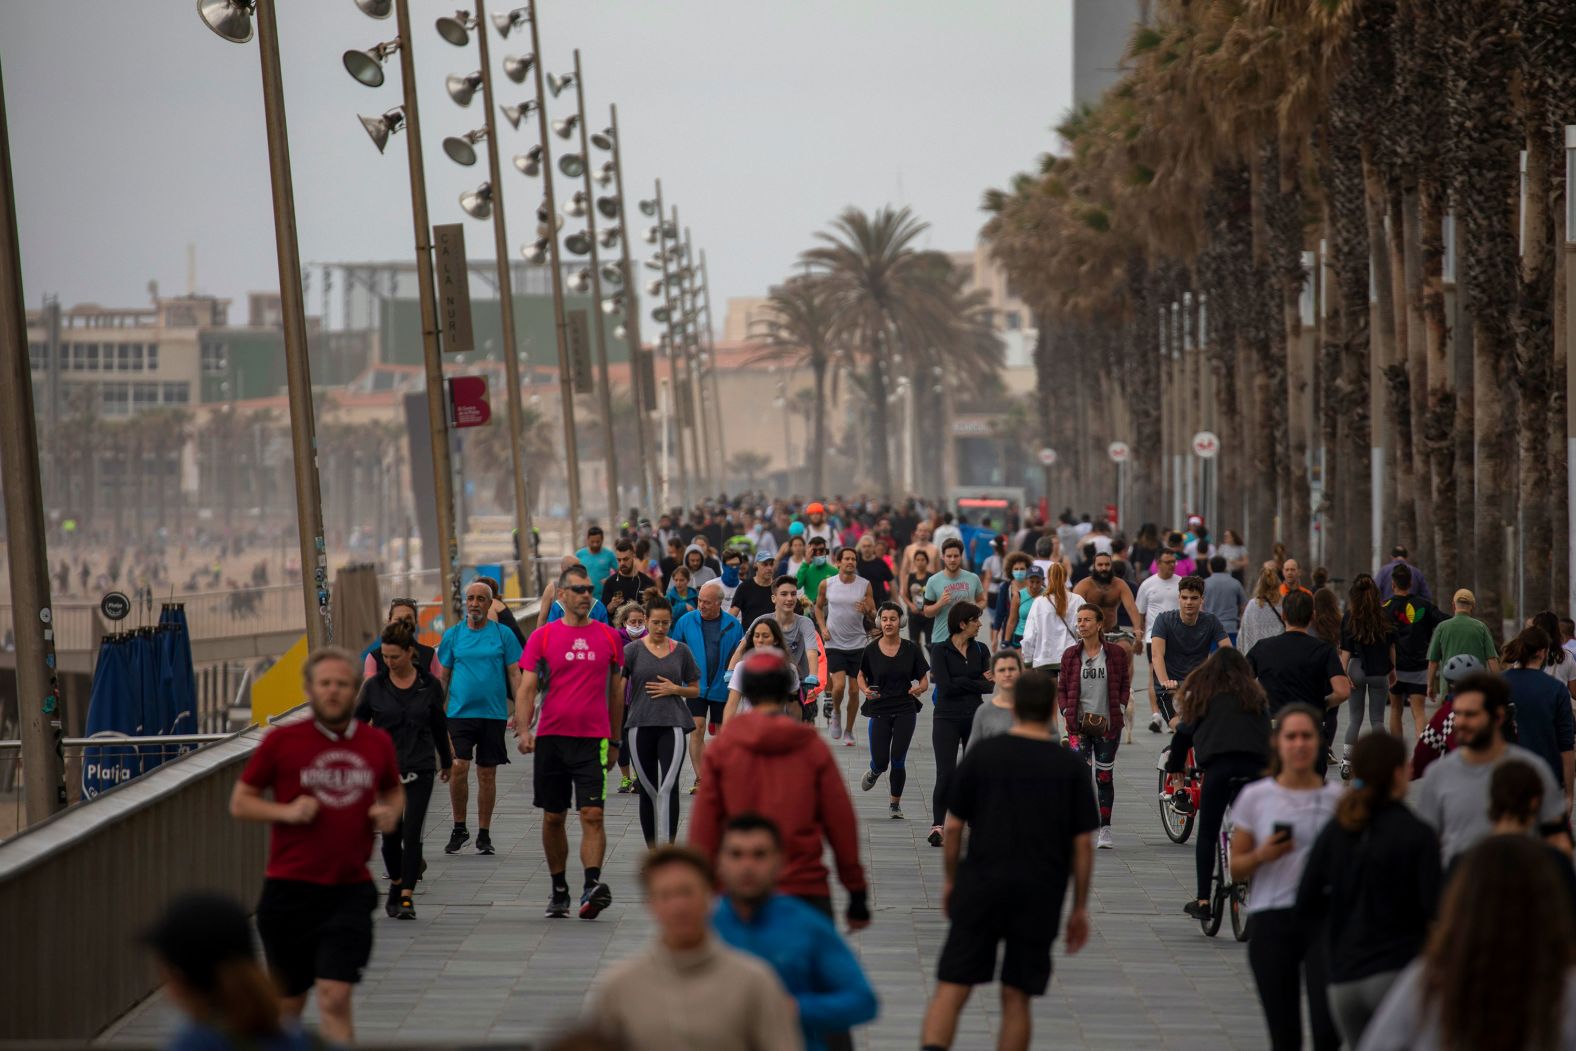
932, 513, 962, 553
1133, 550, 1182, 733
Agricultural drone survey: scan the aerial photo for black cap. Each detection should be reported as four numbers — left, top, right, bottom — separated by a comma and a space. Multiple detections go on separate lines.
142, 893, 255, 991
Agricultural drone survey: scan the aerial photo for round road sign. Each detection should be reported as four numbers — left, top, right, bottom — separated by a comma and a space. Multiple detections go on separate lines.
1107, 441, 1131, 463
1191, 430, 1221, 459
1037, 447, 1058, 466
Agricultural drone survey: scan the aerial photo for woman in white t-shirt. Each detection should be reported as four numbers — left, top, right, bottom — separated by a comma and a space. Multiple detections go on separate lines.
1533, 611, 1576, 701
1230, 703, 1343, 1051
720, 618, 800, 724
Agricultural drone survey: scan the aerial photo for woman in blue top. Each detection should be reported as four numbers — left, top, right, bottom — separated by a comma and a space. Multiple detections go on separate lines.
665, 564, 698, 618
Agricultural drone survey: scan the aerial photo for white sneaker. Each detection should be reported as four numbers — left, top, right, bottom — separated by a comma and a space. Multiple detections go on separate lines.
1148, 712, 1164, 733
830, 723, 842, 740
1097, 826, 1114, 850
1156, 748, 1170, 772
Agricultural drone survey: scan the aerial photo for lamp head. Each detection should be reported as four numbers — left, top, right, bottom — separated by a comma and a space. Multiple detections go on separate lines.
637, 198, 658, 217
552, 115, 579, 140
613, 323, 628, 340
460, 182, 493, 219
590, 128, 614, 151
442, 129, 486, 166
521, 239, 550, 265
358, 108, 406, 153
446, 71, 483, 106
645, 278, 663, 296
558, 152, 585, 178
491, 7, 530, 36
547, 72, 577, 98
502, 53, 535, 83
435, 11, 477, 46
567, 268, 592, 293
593, 161, 615, 187
342, 40, 399, 87
354, 0, 392, 16
565, 191, 588, 218
501, 99, 539, 129
652, 306, 671, 323
601, 293, 624, 314
513, 145, 543, 175
598, 228, 620, 249
600, 263, 623, 286
196, 0, 255, 43
564, 230, 592, 256
595, 195, 619, 220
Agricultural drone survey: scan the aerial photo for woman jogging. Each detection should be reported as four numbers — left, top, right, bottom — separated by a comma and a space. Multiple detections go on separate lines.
620, 596, 700, 847
1338, 574, 1397, 780
1295, 732, 1440, 1048
1230, 704, 1342, 1051
1171, 647, 1271, 923
1057, 604, 1130, 849
928, 601, 991, 848
720, 616, 800, 723
355, 620, 451, 921
857, 601, 930, 821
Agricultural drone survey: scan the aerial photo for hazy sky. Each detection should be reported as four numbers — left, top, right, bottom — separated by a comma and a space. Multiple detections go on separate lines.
0, 2, 1074, 326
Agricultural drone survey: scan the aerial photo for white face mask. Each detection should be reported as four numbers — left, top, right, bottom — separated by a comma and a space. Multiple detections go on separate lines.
626, 624, 648, 638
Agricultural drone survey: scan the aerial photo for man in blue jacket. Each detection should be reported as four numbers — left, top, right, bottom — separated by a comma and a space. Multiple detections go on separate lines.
671, 581, 743, 793
714, 812, 878, 1051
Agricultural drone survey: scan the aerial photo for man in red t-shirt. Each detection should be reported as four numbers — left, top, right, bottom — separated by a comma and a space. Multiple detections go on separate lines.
516, 564, 625, 920
232, 647, 403, 1043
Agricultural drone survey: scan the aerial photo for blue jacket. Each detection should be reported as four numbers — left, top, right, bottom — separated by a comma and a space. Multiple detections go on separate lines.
672, 608, 742, 702
713, 895, 878, 1051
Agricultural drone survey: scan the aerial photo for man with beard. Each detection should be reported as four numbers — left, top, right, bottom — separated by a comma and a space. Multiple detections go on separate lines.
898, 520, 940, 611
1412, 672, 1572, 866
1074, 552, 1142, 652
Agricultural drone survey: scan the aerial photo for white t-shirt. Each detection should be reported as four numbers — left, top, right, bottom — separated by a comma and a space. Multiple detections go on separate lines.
727, 659, 801, 710
1544, 655, 1576, 693
1134, 573, 1182, 643
1230, 778, 1343, 913
1564, 639, 1576, 664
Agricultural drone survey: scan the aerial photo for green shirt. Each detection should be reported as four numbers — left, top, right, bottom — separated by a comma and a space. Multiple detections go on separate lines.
796, 560, 837, 604
1425, 612, 1498, 693
923, 569, 984, 643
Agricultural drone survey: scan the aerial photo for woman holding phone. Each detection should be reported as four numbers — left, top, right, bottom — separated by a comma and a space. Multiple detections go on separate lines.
1230, 703, 1343, 1051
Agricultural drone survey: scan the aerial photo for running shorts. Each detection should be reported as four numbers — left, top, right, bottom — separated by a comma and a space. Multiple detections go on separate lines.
448, 717, 510, 767
256, 878, 376, 996
533, 735, 608, 812
686, 697, 727, 725
937, 873, 1063, 995
1392, 669, 1428, 696
826, 648, 865, 675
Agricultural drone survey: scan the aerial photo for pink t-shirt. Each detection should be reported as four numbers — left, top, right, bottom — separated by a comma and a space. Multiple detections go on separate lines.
521, 620, 624, 739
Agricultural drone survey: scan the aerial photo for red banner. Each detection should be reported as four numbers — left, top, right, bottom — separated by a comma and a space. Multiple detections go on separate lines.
448, 376, 491, 429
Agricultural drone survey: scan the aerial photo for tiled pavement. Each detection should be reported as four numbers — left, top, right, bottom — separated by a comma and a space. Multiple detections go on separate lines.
106, 701, 1276, 1049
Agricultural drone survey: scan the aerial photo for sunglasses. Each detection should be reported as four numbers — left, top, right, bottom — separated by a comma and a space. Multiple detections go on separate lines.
564, 584, 595, 596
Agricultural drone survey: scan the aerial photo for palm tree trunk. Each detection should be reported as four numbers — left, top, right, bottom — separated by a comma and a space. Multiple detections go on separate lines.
865, 340, 893, 497
1420, 185, 1457, 588
810, 357, 828, 497
1516, 122, 1555, 615
1401, 190, 1435, 576
1367, 165, 1414, 560
1328, 106, 1373, 584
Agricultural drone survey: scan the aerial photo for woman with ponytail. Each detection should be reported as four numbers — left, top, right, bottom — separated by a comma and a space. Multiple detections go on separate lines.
1295, 732, 1440, 1048
145, 893, 316, 1050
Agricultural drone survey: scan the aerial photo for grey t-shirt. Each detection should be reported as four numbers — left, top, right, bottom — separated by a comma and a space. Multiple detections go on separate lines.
1152, 610, 1228, 682
1411, 743, 1566, 864
967, 702, 1016, 752
622, 639, 700, 730
752, 613, 818, 678
1078, 645, 1108, 716
1358, 961, 1576, 1051
1202, 574, 1246, 633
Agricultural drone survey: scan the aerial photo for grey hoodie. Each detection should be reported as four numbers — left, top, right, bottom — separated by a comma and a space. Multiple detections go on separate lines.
685, 543, 718, 587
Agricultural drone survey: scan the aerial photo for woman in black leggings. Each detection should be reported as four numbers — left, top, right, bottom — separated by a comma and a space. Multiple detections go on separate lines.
1169, 647, 1271, 922
927, 601, 990, 847
355, 620, 452, 921
857, 602, 930, 820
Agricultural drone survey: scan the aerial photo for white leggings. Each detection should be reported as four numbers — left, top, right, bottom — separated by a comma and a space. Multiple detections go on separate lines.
628, 726, 686, 846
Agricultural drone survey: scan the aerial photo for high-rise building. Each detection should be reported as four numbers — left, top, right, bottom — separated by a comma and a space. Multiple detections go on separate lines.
1072, 0, 1146, 109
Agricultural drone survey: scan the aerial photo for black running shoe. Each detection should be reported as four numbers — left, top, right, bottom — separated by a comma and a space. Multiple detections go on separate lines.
419, 858, 428, 883
928, 825, 943, 847
822, 699, 834, 719
396, 892, 416, 920
476, 830, 495, 855
445, 826, 470, 854
385, 884, 400, 918
1171, 790, 1196, 816
1183, 900, 1211, 921
545, 890, 572, 918
580, 881, 612, 919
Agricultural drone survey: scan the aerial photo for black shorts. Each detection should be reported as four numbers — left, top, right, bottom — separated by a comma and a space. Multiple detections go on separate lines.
686, 697, 726, 725
533, 735, 608, 813
256, 878, 376, 997
826, 648, 865, 675
449, 717, 510, 767
936, 874, 1063, 994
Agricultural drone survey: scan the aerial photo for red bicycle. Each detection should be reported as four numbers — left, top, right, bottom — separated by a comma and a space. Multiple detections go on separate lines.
1158, 746, 1199, 843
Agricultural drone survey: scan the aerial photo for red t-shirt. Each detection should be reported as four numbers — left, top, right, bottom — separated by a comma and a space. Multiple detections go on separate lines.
240, 718, 400, 885
520, 620, 623, 739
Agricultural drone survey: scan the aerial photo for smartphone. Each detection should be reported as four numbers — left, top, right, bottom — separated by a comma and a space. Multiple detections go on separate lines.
1272, 822, 1294, 842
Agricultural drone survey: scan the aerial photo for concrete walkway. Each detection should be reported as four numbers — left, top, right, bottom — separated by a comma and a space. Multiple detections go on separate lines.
106, 704, 1269, 1049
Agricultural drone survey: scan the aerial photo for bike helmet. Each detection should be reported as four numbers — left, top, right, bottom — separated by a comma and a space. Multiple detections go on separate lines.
1441, 654, 1484, 684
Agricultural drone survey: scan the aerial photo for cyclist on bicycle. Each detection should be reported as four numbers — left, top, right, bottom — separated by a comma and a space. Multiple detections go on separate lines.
1170, 648, 1271, 921
1151, 575, 1232, 729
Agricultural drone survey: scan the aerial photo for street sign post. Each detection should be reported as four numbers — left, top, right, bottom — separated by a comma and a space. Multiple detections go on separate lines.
1037, 447, 1058, 466
433, 223, 475, 354
1107, 441, 1131, 463
1191, 430, 1220, 459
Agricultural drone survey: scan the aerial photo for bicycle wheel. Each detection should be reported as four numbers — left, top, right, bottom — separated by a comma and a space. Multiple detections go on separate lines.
1157, 770, 1195, 844
1231, 880, 1250, 941
1204, 837, 1225, 937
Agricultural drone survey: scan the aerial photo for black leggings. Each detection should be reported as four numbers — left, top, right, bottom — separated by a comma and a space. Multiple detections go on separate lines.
1247, 907, 1338, 1051
1194, 755, 1264, 901
628, 726, 685, 846
867, 709, 918, 797
931, 710, 974, 827
382, 771, 435, 892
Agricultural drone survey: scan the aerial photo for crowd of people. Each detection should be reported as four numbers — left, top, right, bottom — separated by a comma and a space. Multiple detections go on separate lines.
134, 496, 1576, 1051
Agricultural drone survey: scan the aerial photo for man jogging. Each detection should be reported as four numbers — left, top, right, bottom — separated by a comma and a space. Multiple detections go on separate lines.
438, 580, 522, 856
817, 546, 875, 745
231, 648, 402, 1043
921, 668, 1094, 1051
515, 564, 624, 919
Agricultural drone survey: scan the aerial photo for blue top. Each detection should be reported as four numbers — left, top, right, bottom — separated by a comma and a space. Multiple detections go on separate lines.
437, 620, 522, 719
666, 586, 698, 620
713, 894, 878, 1051
1503, 667, 1576, 787
671, 608, 742, 702
575, 545, 618, 586
168, 1022, 323, 1051
544, 598, 609, 625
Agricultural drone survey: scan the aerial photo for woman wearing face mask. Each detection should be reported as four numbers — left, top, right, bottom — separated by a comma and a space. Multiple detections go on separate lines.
857, 601, 931, 820
1231, 704, 1344, 1051
620, 596, 700, 847
721, 616, 800, 723
993, 552, 1031, 648
612, 604, 648, 794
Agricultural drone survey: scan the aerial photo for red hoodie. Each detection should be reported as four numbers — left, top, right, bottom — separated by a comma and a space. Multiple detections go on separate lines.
689, 711, 867, 899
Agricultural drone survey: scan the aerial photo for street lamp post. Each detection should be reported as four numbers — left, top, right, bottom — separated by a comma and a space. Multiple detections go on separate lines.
607, 104, 656, 512
0, 53, 65, 823
652, 179, 691, 506
525, 0, 582, 532
672, 216, 706, 492
679, 230, 715, 485
697, 250, 726, 466
199, 0, 332, 650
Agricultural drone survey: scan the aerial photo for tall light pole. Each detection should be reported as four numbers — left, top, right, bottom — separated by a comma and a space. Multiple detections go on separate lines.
608, 104, 655, 512
698, 249, 726, 460
652, 179, 691, 506
199, 0, 331, 650
443, 0, 533, 585
0, 53, 65, 822
567, 50, 620, 525
671, 214, 706, 492
525, 1, 582, 531
679, 230, 715, 486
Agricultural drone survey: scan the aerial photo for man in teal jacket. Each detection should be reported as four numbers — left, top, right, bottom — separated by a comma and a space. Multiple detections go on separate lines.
671, 581, 743, 792
714, 812, 879, 1051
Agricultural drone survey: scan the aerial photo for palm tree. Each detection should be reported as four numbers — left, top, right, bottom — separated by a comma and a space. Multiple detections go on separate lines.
727, 450, 772, 490
748, 275, 842, 495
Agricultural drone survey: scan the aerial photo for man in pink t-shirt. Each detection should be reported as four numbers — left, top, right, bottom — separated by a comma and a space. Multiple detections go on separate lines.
516, 564, 625, 921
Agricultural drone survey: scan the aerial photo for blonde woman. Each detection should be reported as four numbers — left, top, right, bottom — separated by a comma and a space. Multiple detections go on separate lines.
1021, 561, 1085, 737
1237, 563, 1286, 657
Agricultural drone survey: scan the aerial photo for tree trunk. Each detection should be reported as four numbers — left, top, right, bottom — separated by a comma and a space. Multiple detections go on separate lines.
1327, 106, 1373, 585
810, 356, 828, 497
1419, 185, 1457, 589
1515, 119, 1555, 616
1373, 177, 1417, 561
1401, 191, 1434, 577
865, 341, 893, 497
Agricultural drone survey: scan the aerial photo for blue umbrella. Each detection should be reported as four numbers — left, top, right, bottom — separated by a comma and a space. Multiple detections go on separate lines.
82, 636, 138, 798
159, 604, 198, 740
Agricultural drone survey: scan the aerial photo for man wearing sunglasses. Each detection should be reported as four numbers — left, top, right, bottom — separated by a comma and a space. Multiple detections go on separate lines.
516, 565, 625, 919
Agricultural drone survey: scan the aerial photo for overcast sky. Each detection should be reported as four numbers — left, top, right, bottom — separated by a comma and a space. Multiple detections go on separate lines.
0, 2, 1074, 326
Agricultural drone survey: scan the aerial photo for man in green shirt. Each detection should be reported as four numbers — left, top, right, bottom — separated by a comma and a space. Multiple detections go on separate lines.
1426, 588, 1501, 699
796, 535, 838, 633
922, 538, 985, 645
